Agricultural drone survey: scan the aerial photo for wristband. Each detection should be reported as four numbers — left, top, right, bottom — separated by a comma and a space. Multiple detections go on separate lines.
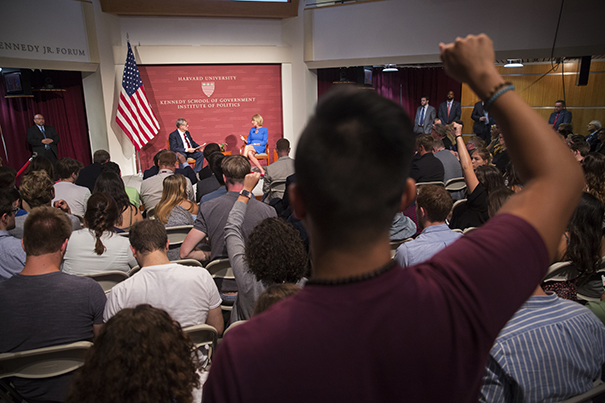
485, 84, 515, 112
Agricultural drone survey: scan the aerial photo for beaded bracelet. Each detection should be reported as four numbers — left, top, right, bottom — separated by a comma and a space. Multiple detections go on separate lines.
485, 84, 515, 111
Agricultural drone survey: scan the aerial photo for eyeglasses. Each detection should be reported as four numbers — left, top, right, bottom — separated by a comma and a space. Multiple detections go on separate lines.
12, 206, 19, 214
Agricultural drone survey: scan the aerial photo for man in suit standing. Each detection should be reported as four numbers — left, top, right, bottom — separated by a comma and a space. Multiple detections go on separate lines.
471, 100, 496, 142
548, 100, 572, 130
168, 118, 205, 173
413, 96, 437, 135
438, 91, 461, 124
27, 114, 59, 166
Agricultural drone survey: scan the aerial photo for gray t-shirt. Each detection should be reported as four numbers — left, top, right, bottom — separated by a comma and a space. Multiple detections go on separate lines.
194, 191, 276, 262
0, 272, 106, 402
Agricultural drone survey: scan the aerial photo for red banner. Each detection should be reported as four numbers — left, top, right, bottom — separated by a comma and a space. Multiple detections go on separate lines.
137, 64, 283, 170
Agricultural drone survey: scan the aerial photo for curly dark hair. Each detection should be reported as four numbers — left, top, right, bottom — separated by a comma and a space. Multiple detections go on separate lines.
66, 304, 200, 403
245, 217, 308, 284
84, 192, 119, 255
582, 153, 605, 206
565, 192, 604, 285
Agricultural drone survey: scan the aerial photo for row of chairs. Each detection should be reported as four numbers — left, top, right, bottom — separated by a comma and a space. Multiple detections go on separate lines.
416, 177, 466, 193
0, 324, 219, 403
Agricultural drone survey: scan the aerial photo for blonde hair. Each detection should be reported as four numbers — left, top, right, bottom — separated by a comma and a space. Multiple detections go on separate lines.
252, 114, 263, 127
154, 174, 188, 225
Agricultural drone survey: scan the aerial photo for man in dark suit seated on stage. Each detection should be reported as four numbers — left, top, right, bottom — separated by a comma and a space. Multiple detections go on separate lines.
27, 114, 59, 166
168, 118, 205, 173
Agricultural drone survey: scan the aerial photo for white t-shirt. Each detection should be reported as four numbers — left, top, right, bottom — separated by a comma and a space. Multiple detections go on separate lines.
103, 263, 221, 327
62, 229, 137, 275
53, 181, 91, 218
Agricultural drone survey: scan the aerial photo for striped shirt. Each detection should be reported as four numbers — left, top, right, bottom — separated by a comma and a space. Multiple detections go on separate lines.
480, 293, 605, 403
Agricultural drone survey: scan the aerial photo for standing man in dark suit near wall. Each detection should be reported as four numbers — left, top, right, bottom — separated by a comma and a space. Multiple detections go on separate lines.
471, 100, 496, 142
413, 96, 437, 135
27, 114, 59, 166
548, 100, 572, 130
168, 118, 205, 173
438, 91, 461, 124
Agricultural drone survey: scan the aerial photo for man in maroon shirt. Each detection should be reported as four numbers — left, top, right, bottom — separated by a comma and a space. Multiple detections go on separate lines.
204, 35, 584, 402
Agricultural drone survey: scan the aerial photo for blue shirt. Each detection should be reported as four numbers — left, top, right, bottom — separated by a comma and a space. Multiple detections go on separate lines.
0, 230, 26, 282
393, 223, 462, 267
200, 186, 228, 205
480, 293, 605, 403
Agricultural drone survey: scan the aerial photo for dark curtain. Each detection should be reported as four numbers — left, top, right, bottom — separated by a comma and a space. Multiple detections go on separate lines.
0, 70, 91, 173
317, 66, 461, 121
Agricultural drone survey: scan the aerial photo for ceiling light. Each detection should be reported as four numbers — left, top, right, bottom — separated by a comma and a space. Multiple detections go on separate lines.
504, 59, 523, 68
382, 64, 398, 72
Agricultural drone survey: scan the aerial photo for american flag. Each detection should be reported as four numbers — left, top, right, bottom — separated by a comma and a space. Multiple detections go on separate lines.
115, 42, 160, 150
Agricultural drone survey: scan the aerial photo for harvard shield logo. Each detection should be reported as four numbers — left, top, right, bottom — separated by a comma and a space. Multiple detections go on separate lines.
202, 82, 215, 97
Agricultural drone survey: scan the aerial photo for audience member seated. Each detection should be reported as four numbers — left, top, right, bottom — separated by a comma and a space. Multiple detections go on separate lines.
0, 166, 17, 190
180, 155, 276, 263
487, 187, 514, 218
203, 34, 586, 401
94, 171, 143, 232
586, 120, 602, 152
155, 174, 198, 261
557, 122, 574, 138
67, 304, 203, 403
451, 122, 505, 230
263, 138, 295, 203
99, 161, 142, 211
199, 153, 228, 204
25, 155, 55, 181
225, 172, 307, 323
486, 124, 501, 154
471, 147, 491, 169
75, 149, 110, 192
103, 220, 223, 334
0, 206, 105, 403
570, 140, 590, 162
543, 192, 604, 301
63, 193, 137, 275
394, 185, 462, 267
465, 135, 486, 154
0, 189, 26, 282
433, 138, 464, 200
143, 149, 198, 185
253, 283, 302, 316
594, 128, 605, 154
198, 142, 222, 181
582, 153, 605, 207
431, 124, 452, 149
479, 285, 605, 402
52, 157, 91, 218
410, 134, 445, 183
140, 151, 194, 211
10, 171, 81, 238
492, 131, 510, 174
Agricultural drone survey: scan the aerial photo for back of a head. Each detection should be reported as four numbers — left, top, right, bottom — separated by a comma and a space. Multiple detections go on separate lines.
203, 143, 221, 160
476, 165, 505, 194
0, 188, 19, 217
276, 138, 290, 153
99, 161, 121, 176
56, 158, 83, 180
208, 152, 226, 186
416, 134, 434, 152
487, 187, 515, 218
566, 192, 604, 280
93, 171, 130, 212
66, 304, 199, 403
158, 151, 177, 169
222, 155, 250, 184
245, 217, 308, 284
295, 87, 415, 246
155, 174, 187, 224
129, 220, 168, 254
253, 283, 301, 316
558, 123, 573, 136
570, 134, 587, 145
433, 139, 445, 150
467, 136, 486, 150
23, 206, 72, 256
416, 185, 452, 223
93, 150, 110, 164
433, 124, 448, 139
153, 149, 167, 168
27, 155, 54, 181
570, 141, 590, 158
85, 192, 120, 255
20, 171, 54, 208
0, 166, 17, 189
